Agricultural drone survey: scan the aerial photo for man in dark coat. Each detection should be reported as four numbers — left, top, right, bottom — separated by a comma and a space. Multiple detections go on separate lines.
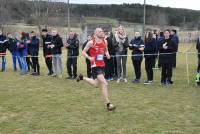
65, 32, 79, 79
42, 29, 53, 75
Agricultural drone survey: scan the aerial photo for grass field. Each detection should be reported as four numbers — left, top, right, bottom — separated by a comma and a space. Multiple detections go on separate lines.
0, 44, 200, 134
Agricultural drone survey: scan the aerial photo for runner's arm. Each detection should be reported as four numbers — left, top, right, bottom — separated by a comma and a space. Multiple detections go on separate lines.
104, 40, 110, 59
82, 40, 92, 60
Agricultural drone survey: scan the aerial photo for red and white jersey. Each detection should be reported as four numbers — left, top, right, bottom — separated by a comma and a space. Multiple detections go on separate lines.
89, 38, 106, 68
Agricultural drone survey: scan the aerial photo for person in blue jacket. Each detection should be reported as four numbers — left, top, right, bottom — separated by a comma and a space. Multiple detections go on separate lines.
157, 32, 165, 68
17, 32, 28, 75
129, 31, 144, 83
29, 31, 40, 76
170, 29, 179, 68
144, 32, 157, 84
7, 33, 22, 71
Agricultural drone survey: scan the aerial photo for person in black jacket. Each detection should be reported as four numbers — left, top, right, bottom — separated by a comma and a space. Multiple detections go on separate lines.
196, 36, 200, 85
196, 36, 200, 72
29, 31, 40, 76
157, 32, 165, 68
65, 32, 79, 79
144, 32, 157, 84
7, 33, 22, 71
82, 35, 92, 78
129, 31, 144, 83
159, 29, 176, 85
104, 32, 115, 81
0, 31, 8, 72
42, 29, 53, 75
23, 32, 33, 72
50, 28, 63, 78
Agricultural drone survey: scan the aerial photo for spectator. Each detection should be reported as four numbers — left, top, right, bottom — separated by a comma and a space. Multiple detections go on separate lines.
113, 26, 129, 83
144, 32, 157, 84
159, 30, 176, 85
129, 31, 144, 83
7, 33, 22, 71
29, 31, 40, 76
196, 36, 200, 73
170, 29, 179, 68
65, 32, 79, 79
51, 28, 63, 78
157, 32, 165, 68
82, 35, 92, 78
104, 32, 115, 81
196, 36, 200, 86
0, 31, 8, 72
152, 30, 159, 68
17, 32, 28, 75
42, 29, 53, 76
23, 32, 33, 72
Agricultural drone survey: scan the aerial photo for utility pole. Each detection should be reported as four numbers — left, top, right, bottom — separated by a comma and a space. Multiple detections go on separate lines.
67, 0, 70, 33
143, 0, 146, 38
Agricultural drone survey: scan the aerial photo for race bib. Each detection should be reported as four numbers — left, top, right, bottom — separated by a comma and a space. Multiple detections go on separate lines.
96, 54, 104, 61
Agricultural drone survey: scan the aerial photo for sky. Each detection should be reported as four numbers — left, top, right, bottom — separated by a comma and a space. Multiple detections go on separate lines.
61, 0, 199, 11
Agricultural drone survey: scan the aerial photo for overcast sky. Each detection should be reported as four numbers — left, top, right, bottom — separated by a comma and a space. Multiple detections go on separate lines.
61, 0, 199, 10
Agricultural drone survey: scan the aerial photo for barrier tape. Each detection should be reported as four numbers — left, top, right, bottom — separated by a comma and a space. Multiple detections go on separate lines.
0, 51, 197, 58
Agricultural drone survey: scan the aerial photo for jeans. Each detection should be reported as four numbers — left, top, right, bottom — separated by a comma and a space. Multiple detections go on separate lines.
0, 56, 6, 71
116, 51, 127, 79
12, 52, 22, 71
20, 56, 28, 74
53, 54, 63, 76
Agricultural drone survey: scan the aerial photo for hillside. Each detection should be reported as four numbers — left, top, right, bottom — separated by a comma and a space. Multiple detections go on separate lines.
0, 0, 200, 29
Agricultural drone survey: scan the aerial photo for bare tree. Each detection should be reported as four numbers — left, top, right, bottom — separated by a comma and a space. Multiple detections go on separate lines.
67, 0, 70, 33
31, 0, 44, 36
148, 9, 169, 31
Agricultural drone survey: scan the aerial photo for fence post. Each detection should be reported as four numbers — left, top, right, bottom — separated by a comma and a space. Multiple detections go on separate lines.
185, 52, 190, 85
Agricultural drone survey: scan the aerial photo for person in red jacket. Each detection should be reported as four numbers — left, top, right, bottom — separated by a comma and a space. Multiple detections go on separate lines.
76, 28, 116, 111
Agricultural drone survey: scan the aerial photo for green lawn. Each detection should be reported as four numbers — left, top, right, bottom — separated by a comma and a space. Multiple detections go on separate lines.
0, 44, 200, 134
